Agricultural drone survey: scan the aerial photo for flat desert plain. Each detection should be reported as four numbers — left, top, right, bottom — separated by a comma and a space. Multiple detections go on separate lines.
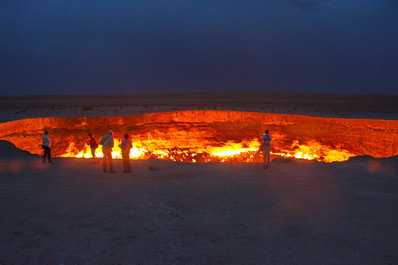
0, 93, 397, 264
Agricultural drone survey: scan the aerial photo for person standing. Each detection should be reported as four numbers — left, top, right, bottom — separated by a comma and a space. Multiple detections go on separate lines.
42, 130, 53, 163
87, 133, 98, 163
119, 134, 133, 173
100, 131, 114, 173
261, 130, 272, 169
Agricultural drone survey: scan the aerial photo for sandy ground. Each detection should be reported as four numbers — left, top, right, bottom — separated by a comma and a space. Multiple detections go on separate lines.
1, 93, 398, 122
0, 140, 397, 264
1, 93, 398, 264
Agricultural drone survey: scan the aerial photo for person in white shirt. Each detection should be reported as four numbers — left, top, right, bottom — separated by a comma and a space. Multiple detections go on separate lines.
100, 131, 115, 173
42, 130, 53, 163
261, 130, 271, 169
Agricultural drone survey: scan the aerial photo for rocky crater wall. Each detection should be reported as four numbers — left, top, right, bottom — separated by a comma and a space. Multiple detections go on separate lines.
0, 110, 397, 160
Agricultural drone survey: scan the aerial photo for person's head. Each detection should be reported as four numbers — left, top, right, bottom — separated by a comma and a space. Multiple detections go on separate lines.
88, 133, 93, 137
265, 130, 269, 134
44, 130, 48, 135
124, 134, 129, 139
108, 131, 113, 135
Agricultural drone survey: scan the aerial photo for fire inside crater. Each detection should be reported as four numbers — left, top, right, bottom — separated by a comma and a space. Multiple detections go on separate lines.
0, 110, 397, 163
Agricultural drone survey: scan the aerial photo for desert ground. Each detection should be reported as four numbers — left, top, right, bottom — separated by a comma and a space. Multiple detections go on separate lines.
0, 93, 398, 264
1, 92, 398, 122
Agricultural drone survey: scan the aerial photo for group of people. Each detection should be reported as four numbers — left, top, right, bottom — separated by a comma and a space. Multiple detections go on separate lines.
42, 129, 272, 171
87, 131, 133, 173
42, 130, 134, 173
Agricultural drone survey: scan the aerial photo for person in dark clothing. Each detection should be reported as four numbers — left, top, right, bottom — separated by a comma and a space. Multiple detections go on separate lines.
119, 134, 133, 173
87, 133, 98, 163
261, 129, 272, 169
42, 130, 53, 163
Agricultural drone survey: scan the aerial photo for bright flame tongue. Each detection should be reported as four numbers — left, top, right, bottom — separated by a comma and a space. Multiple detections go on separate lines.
60, 138, 355, 163
273, 140, 355, 163
61, 139, 148, 159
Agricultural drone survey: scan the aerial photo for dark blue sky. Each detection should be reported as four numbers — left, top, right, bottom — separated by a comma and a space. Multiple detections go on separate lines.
1, 0, 397, 95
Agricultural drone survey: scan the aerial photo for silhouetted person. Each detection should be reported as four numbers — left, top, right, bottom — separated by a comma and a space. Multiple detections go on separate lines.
119, 134, 133, 173
261, 130, 272, 169
87, 133, 98, 163
100, 131, 114, 173
42, 130, 53, 163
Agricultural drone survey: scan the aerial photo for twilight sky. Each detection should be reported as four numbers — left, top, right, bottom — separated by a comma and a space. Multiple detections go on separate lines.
1, 0, 397, 95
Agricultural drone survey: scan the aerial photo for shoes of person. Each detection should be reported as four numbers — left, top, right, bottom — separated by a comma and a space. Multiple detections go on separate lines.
49, 162, 54, 164
108, 170, 115, 173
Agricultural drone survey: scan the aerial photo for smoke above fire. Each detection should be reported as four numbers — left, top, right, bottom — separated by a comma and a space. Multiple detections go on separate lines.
0, 111, 397, 163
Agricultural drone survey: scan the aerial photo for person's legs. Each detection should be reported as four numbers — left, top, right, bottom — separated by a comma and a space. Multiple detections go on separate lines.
47, 147, 52, 163
263, 147, 270, 168
91, 148, 97, 163
127, 158, 131, 173
123, 154, 131, 173
42, 146, 47, 163
43, 146, 51, 163
107, 151, 114, 172
122, 155, 128, 173
102, 150, 108, 172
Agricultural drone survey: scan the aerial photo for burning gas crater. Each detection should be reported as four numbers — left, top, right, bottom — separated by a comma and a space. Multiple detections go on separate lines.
0, 110, 397, 163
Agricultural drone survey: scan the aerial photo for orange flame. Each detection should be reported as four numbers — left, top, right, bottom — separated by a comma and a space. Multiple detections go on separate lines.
273, 140, 355, 163
60, 138, 355, 163
60, 139, 149, 159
